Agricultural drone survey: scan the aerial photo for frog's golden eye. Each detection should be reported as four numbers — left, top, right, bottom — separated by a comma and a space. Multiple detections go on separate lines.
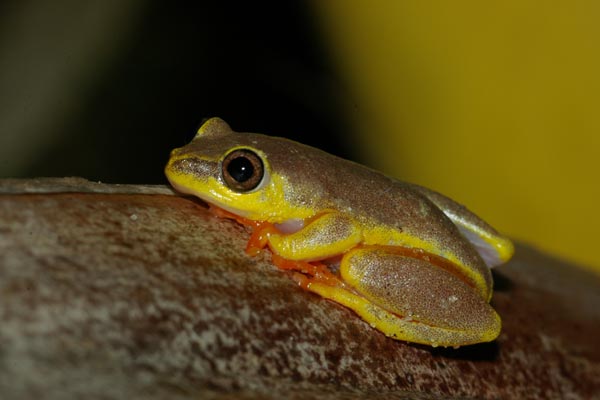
221, 149, 264, 192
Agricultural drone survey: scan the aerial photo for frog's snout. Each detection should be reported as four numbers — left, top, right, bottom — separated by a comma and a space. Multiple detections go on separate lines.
166, 155, 218, 182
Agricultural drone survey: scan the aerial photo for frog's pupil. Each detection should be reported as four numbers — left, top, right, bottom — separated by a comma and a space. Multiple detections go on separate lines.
228, 156, 254, 182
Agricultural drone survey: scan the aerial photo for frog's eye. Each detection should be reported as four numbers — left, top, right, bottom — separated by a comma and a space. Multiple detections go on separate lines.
221, 149, 265, 192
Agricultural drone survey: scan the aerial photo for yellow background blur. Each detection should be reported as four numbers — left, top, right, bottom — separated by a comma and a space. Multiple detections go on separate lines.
314, 2, 600, 273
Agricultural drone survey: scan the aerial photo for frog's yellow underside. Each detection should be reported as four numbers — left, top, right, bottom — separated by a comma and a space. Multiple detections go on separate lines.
165, 117, 514, 347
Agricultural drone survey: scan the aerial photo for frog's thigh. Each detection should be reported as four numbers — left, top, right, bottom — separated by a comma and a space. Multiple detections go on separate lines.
268, 212, 361, 261
336, 248, 500, 346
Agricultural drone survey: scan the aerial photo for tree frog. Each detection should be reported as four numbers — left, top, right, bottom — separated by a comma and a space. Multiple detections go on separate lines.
165, 118, 514, 347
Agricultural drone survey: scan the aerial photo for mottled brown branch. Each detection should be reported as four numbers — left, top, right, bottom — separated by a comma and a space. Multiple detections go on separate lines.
0, 178, 598, 400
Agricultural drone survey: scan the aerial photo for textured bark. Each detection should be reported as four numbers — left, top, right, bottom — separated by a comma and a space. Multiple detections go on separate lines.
0, 178, 598, 400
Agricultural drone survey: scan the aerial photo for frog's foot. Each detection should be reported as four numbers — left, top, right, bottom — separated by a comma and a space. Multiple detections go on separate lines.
244, 222, 279, 256
207, 205, 277, 256
308, 247, 501, 347
270, 253, 344, 289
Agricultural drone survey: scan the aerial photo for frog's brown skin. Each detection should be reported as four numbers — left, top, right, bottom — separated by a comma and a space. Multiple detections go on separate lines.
165, 118, 514, 347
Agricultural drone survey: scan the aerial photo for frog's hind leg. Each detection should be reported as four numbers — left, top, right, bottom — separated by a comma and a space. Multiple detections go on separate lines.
308, 247, 501, 347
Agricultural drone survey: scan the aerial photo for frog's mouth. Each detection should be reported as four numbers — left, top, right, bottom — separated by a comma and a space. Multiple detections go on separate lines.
165, 158, 255, 220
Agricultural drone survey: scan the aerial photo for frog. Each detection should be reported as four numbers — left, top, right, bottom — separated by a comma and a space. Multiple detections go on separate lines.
164, 117, 514, 347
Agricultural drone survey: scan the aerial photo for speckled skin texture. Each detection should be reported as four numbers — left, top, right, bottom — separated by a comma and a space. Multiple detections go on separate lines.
0, 178, 599, 399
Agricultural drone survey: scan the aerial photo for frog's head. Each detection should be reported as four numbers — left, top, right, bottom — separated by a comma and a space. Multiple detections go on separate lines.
165, 118, 313, 222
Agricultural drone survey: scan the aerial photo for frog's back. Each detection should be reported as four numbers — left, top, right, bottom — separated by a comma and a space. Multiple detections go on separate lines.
254, 134, 448, 232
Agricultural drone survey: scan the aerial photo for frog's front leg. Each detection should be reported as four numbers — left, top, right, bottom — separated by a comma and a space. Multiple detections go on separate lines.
309, 247, 501, 347
266, 212, 362, 261
256, 212, 362, 288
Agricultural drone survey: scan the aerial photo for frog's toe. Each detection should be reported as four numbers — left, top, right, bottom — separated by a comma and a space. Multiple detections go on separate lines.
339, 248, 501, 347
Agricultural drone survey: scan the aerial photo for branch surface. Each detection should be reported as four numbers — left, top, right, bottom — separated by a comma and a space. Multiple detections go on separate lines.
0, 178, 598, 399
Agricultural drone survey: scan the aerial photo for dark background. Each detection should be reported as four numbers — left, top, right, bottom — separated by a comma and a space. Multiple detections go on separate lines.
4, 2, 356, 184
